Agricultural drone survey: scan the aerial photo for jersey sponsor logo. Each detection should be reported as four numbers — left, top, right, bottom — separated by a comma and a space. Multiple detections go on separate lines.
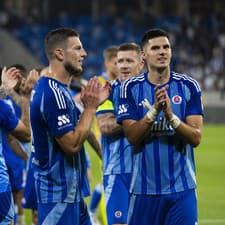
172, 95, 182, 104
151, 117, 174, 136
57, 114, 70, 126
114, 210, 122, 218
118, 104, 128, 115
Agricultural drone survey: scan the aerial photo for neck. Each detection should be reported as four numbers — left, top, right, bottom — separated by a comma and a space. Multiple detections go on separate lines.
148, 67, 170, 85
107, 71, 117, 80
47, 64, 71, 85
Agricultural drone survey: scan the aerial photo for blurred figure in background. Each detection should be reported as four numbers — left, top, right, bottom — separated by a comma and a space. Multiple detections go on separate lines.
89, 45, 119, 225
96, 43, 144, 225
0, 65, 31, 225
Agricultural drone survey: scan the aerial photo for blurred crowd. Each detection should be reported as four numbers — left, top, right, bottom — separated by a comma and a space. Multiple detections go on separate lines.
0, 0, 225, 93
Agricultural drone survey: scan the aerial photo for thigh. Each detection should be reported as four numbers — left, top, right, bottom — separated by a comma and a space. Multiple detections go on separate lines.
104, 174, 131, 225
22, 166, 37, 210
38, 202, 79, 225
128, 194, 168, 225
0, 190, 14, 225
7, 158, 24, 191
166, 189, 198, 225
79, 199, 91, 225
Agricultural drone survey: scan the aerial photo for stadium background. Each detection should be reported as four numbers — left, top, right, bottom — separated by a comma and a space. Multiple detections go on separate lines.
0, 0, 225, 224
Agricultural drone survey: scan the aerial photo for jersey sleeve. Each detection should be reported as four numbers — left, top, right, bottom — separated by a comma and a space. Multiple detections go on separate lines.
0, 100, 19, 131
117, 81, 138, 123
185, 79, 204, 116
43, 89, 75, 137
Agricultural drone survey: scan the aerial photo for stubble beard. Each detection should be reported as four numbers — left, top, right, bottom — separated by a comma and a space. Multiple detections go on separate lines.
64, 61, 83, 77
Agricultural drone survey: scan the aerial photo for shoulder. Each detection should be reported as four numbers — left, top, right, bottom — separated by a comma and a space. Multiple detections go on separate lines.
33, 77, 68, 110
0, 99, 12, 112
122, 72, 146, 88
111, 79, 120, 88
121, 73, 146, 97
171, 71, 201, 93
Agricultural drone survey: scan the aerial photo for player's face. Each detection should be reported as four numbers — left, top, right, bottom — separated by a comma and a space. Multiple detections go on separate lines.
117, 50, 142, 82
105, 56, 119, 79
64, 36, 87, 76
143, 36, 172, 70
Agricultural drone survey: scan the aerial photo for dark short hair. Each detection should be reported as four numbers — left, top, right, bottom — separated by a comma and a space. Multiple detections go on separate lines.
118, 43, 141, 54
103, 46, 118, 61
141, 28, 169, 48
45, 28, 79, 60
9, 64, 27, 78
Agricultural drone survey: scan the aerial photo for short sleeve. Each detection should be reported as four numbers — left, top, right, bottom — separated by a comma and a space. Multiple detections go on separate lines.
0, 100, 19, 131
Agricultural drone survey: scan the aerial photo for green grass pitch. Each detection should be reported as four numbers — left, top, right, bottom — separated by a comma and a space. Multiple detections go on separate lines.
25, 124, 225, 225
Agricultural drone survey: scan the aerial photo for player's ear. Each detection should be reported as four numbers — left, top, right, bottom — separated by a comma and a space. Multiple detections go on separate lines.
54, 48, 64, 61
141, 51, 146, 61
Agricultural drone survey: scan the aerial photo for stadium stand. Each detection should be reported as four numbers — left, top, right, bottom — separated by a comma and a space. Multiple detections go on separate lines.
0, 0, 225, 122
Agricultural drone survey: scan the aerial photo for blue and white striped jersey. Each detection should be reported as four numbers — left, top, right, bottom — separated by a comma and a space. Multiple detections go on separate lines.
117, 71, 203, 195
30, 76, 89, 203
97, 79, 133, 175
0, 99, 19, 192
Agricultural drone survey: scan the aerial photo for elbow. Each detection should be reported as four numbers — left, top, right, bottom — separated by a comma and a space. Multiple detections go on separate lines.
127, 135, 140, 146
23, 135, 31, 143
64, 146, 81, 155
191, 130, 202, 148
18, 133, 31, 143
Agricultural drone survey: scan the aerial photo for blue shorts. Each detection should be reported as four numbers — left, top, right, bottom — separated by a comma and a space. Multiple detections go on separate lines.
128, 189, 198, 225
22, 158, 37, 210
38, 198, 91, 225
0, 190, 14, 225
103, 173, 132, 225
6, 155, 25, 191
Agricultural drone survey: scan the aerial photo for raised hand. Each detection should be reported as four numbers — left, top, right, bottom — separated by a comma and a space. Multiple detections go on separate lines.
98, 80, 111, 105
154, 84, 169, 111
80, 76, 111, 110
1, 66, 21, 89
20, 69, 40, 96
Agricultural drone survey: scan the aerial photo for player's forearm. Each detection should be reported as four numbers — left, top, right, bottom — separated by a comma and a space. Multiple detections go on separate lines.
0, 86, 7, 98
72, 108, 97, 151
87, 131, 102, 159
123, 116, 154, 146
98, 113, 123, 136
20, 96, 31, 141
7, 134, 28, 161
101, 119, 122, 136
173, 121, 202, 147
8, 90, 23, 107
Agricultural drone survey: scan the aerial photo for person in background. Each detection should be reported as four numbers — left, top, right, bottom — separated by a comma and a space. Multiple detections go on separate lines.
2, 64, 29, 225
30, 27, 110, 225
100, 46, 119, 81
117, 28, 203, 225
89, 45, 119, 225
0, 65, 31, 225
96, 43, 144, 225
22, 69, 40, 225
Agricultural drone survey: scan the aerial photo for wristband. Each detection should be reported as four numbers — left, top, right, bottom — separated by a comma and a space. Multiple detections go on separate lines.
142, 98, 158, 122
169, 114, 181, 129
146, 107, 158, 122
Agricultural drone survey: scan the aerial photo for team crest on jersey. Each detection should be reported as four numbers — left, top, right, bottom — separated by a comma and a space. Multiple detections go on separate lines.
114, 211, 122, 218
172, 95, 182, 104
